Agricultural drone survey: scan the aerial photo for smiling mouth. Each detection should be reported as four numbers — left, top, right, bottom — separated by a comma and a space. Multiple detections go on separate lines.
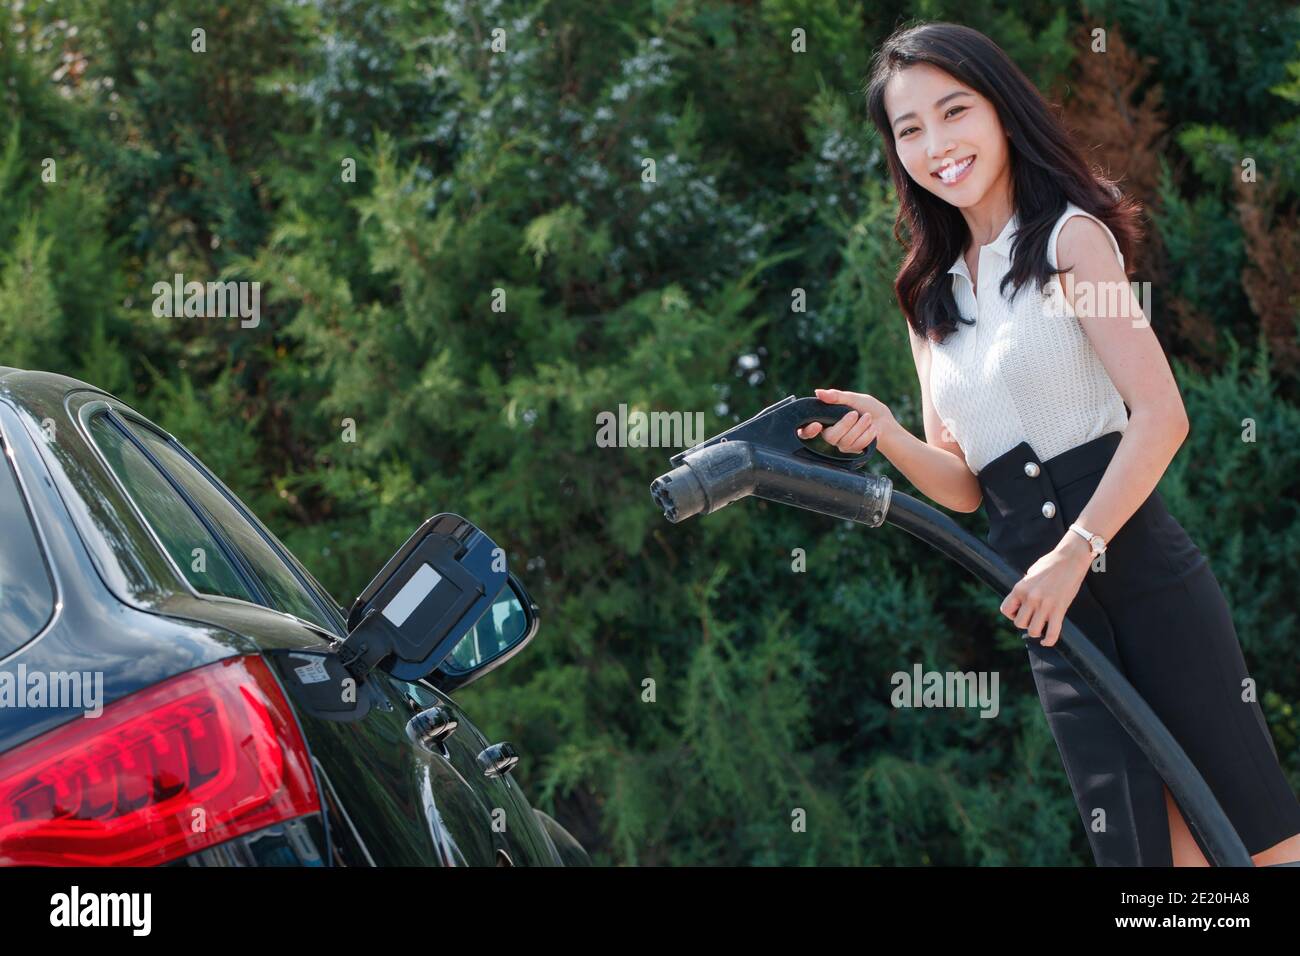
933, 156, 975, 184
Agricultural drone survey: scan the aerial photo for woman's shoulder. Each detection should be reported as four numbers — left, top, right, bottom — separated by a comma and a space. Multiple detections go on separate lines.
1048, 201, 1125, 272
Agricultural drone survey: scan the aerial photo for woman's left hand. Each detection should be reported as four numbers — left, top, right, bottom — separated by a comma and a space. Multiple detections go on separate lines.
1001, 537, 1094, 647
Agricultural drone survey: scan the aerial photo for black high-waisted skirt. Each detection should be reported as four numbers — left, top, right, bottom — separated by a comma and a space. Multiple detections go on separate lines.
978, 429, 1300, 866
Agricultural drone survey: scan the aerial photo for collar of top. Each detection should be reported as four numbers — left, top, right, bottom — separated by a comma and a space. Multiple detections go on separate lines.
947, 210, 1019, 281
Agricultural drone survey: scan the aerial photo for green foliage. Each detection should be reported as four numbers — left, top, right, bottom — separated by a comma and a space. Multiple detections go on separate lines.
1160, 335, 1300, 684
1149, 158, 1253, 344
0, 216, 61, 368
1082, 0, 1300, 136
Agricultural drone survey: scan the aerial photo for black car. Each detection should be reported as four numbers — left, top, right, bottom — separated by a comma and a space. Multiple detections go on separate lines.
0, 368, 589, 866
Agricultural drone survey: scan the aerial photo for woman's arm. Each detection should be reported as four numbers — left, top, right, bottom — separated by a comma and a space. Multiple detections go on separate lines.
999, 216, 1189, 647
875, 325, 985, 513
1051, 215, 1191, 565
798, 327, 984, 512
796, 377, 981, 513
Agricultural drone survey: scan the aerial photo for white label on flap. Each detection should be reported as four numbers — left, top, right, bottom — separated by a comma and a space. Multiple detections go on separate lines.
382, 562, 443, 628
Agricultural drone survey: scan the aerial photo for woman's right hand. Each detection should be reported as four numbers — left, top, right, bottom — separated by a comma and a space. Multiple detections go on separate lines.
797, 387, 895, 453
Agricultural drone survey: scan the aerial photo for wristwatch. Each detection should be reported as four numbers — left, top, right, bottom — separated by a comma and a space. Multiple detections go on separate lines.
1068, 522, 1107, 556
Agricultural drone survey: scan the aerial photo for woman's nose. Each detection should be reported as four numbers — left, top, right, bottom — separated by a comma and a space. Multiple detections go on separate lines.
927, 138, 956, 159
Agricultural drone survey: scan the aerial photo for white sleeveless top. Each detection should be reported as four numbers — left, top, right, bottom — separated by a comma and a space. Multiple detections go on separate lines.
927, 202, 1130, 476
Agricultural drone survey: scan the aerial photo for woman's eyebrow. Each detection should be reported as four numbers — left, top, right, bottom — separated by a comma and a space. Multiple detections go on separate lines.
891, 90, 973, 129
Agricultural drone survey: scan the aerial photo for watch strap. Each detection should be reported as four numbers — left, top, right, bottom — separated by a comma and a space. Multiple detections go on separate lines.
1069, 522, 1106, 554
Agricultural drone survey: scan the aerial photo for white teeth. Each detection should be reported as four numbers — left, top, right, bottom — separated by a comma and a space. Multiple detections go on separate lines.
938, 156, 973, 183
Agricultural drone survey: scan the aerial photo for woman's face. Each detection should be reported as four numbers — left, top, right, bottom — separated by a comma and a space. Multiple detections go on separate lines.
883, 62, 1009, 208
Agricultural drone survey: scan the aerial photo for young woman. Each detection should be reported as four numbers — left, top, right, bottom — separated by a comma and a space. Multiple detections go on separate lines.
798, 21, 1300, 867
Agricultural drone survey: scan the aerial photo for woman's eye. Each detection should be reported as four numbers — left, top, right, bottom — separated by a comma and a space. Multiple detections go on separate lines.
898, 106, 965, 138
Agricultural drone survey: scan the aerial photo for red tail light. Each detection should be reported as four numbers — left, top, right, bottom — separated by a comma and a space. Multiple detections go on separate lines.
0, 655, 320, 866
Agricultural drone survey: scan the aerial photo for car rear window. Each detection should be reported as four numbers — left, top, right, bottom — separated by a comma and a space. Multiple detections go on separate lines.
88, 414, 258, 604
0, 440, 55, 652
123, 424, 335, 631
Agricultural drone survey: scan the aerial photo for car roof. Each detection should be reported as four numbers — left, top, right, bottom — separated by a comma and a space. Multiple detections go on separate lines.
0, 366, 112, 407
0, 367, 182, 606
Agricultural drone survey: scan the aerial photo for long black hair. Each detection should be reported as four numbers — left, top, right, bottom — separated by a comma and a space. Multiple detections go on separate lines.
863, 21, 1144, 344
